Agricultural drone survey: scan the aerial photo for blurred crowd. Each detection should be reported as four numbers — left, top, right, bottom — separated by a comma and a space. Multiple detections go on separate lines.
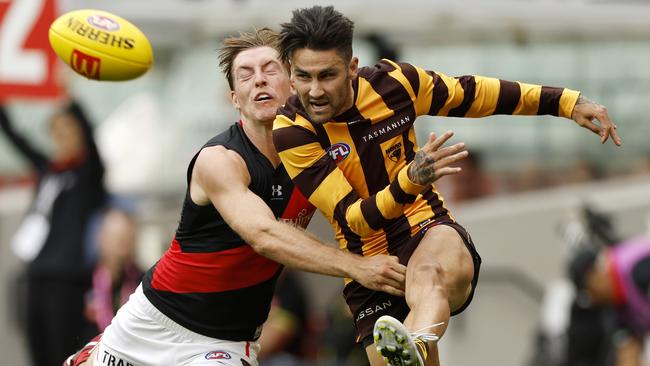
433, 149, 650, 209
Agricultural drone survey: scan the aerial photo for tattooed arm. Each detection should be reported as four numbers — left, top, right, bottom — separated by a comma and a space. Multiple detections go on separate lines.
571, 95, 622, 146
407, 131, 468, 186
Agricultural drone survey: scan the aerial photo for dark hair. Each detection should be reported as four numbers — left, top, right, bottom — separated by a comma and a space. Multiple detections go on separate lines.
279, 5, 354, 63
218, 28, 280, 91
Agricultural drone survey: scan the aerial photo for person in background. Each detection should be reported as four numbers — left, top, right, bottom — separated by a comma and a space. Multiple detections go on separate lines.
258, 270, 311, 365
531, 207, 648, 366
84, 207, 143, 332
570, 236, 650, 366
0, 101, 106, 366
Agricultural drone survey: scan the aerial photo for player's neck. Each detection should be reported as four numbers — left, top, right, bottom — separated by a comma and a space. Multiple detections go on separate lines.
333, 82, 356, 120
241, 118, 281, 168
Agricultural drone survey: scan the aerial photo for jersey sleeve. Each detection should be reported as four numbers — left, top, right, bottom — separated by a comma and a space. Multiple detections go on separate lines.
386, 60, 580, 119
273, 114, 426, 237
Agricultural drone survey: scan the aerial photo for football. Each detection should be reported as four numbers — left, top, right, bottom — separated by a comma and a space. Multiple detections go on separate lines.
48, 9, 153, 81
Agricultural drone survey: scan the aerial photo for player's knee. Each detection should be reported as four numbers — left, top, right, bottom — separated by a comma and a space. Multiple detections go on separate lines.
410, 261, 446, 289
406, 261, 447, 306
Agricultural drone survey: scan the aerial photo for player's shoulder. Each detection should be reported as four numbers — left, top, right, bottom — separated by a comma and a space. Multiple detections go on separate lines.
197, 145, 242, 169
275, 98, 320, 136
194, 144, 248, 188
195, 124, 248, 178
277, 95, 304, 121
358, 59, 410, 79
203, 123, 244, 149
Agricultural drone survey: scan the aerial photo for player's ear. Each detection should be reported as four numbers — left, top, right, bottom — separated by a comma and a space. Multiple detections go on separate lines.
289, 77, 296, 95
230, 90, 240, 110
349, 57, 359, 79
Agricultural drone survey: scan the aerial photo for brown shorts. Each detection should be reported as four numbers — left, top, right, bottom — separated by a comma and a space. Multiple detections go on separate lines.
343, 221, 482, 347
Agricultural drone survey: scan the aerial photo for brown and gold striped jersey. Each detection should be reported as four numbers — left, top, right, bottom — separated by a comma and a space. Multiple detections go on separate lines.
273, 59, 580, 259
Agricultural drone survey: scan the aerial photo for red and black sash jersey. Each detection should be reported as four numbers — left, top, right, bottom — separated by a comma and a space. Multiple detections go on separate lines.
142, 122, 315, 341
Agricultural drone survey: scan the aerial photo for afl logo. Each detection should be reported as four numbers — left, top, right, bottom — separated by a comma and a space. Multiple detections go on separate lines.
327, 143, 351, 164
205, 351, 231, 360
87, 15, 120, 31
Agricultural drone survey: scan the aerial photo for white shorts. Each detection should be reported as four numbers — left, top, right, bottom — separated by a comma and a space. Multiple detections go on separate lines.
94, 284, 260, 366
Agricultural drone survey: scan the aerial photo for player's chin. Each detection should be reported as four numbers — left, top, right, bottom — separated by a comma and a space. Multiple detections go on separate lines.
306, 110, 332, 124
254, 109, 279, 124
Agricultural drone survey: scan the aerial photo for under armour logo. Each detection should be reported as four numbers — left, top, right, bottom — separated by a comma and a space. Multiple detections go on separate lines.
271, 185, 283, 197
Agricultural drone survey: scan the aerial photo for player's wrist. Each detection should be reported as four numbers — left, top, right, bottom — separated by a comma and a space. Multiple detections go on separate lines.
344, 253, 364, 280
400, 163, 427, 194
567, 91, 584, 120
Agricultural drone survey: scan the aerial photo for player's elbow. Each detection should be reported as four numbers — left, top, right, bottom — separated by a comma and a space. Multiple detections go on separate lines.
347, 219, 374, 237
345, 206, 377, 237
242, 220, 277, 257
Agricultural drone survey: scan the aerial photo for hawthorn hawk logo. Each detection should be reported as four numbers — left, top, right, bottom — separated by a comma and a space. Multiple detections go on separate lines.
385, 142, 402, 162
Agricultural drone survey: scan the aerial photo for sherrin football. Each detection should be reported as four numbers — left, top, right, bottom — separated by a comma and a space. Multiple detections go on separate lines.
48, 9, 153, 81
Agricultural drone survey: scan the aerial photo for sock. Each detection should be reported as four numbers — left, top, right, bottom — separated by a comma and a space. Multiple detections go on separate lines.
414, 338, 428, 362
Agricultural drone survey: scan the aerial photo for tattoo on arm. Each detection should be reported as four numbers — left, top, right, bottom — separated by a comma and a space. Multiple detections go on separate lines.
408, 150, 436, 185
576, 95, 593, 105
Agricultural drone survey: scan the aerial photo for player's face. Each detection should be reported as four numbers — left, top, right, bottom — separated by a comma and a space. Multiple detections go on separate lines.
230, 46, 291, 126
290, 48, 358, 124
49, 112, 85, 161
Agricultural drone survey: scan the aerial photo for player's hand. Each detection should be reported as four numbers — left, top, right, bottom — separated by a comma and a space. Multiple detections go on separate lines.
351, 255, 406, 297
571, 95, 622, 146
407, 131, 468, 186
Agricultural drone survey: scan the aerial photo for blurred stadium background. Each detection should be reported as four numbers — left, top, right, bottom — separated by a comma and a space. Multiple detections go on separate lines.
1, 0, 649, 365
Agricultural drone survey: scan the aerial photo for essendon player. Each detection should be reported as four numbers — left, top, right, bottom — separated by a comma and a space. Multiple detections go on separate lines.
274, 6, 621, 366
65, 28, 407, 366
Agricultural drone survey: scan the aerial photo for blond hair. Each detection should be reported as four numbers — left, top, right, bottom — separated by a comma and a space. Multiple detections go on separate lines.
218, 27, 281, 90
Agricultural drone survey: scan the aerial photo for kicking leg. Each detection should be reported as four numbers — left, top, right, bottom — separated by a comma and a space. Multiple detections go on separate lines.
405, 224, 474, 365
374, 224, 475, 366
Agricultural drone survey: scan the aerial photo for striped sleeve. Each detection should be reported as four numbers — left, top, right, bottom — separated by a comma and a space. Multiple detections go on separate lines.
273, 115, 426, 237
413, 67, 580, 119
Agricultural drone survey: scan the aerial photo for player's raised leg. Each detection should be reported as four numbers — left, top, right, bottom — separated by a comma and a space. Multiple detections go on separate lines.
373, 224, 476, 366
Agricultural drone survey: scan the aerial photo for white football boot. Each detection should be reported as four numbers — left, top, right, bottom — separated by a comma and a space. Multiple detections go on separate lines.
373, 315, 441, 366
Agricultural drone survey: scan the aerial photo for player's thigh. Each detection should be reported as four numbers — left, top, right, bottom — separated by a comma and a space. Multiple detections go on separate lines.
407, 224, 475, 309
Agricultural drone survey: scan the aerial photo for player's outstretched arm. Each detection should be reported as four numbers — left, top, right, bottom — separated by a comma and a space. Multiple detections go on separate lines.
192, 146, 406, 296
571, 95, 622, 146
396, 61, 621, 147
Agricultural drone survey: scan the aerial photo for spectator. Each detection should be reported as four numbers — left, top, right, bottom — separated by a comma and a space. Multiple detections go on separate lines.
259, 270, 311, 365
531, 207, 650, 366
84, 207, 143, 332
0, 101, 106, 366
